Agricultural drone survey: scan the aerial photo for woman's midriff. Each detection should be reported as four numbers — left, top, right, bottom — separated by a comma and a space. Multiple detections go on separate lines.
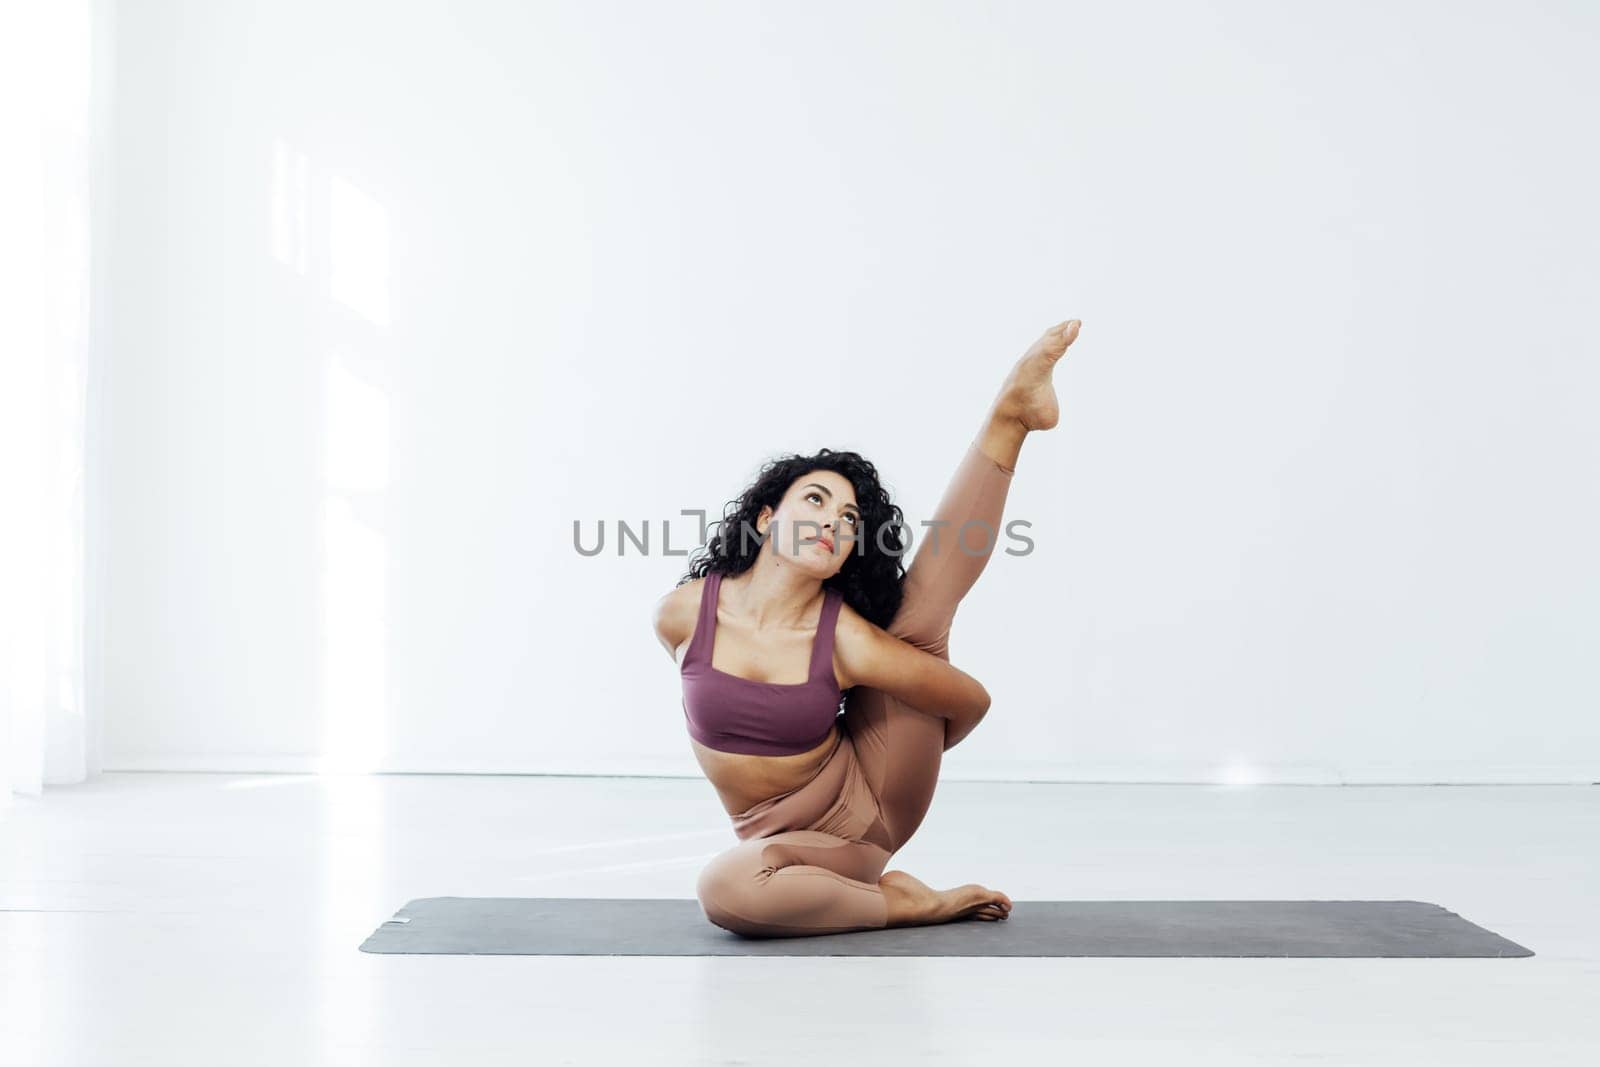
689, 722, 842, 816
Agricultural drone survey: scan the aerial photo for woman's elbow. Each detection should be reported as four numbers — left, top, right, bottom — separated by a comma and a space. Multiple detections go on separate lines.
946, 664, 989, 721
939, 680, 990, 752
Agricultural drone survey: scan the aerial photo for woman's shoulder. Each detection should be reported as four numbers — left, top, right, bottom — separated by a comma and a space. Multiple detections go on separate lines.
651, 575, 709, 656
830, 596, 876, 642
831, 596, 914, 655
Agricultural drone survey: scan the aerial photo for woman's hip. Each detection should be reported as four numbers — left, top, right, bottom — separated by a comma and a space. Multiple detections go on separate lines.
729, 725, 890, 849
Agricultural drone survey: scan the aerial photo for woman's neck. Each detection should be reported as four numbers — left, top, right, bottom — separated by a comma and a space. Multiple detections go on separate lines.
725, 558, 824, 630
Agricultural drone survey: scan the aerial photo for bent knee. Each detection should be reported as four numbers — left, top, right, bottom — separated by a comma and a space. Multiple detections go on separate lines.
696, 853, 766, 936
886, 606, 951, 659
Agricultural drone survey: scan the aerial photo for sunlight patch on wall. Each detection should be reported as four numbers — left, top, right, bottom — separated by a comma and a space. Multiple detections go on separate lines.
270, 138, 309, 275
328, 174, 390, 328
317, 350, 391, 774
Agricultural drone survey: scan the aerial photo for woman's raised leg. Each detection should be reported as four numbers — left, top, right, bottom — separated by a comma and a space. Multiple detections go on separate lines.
845, 318, 1080, 851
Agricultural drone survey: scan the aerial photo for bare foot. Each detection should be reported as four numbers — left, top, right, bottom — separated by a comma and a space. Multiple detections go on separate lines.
993, 318, 1081, 432
879, 869, 1013, 928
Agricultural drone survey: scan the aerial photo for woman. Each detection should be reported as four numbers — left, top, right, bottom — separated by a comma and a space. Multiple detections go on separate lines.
652, 317, 1082, 937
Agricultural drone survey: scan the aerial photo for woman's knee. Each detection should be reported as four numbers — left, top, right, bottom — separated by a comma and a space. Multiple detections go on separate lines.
885, 601, 952, 659
695, 847, 767, 935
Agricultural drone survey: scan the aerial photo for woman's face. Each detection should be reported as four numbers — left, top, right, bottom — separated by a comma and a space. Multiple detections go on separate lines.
757, 469, 862, 578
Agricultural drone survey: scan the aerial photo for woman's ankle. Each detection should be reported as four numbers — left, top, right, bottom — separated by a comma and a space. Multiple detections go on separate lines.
975, 413, 1025, 473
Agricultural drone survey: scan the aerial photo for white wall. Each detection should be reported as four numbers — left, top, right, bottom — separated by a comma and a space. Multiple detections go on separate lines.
101, 0, 1600, 782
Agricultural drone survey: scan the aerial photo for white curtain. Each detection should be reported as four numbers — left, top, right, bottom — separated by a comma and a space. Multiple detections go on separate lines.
0, 0, 106, 807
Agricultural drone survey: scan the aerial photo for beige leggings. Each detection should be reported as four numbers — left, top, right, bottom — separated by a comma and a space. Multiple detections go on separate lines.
695, 440, 1016, 937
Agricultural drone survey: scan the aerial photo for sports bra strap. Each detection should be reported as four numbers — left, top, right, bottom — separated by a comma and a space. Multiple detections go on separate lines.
809, 586, 844, 680
686, 571, 722, 665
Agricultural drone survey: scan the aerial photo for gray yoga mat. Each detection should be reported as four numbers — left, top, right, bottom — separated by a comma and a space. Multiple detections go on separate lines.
359, 897, 1532, 958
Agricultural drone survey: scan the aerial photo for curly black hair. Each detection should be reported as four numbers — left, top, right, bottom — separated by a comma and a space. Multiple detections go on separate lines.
678, 448, 908, 629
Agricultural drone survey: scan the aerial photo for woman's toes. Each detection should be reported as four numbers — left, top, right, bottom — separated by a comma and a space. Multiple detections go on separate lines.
951, 883, 1007, 920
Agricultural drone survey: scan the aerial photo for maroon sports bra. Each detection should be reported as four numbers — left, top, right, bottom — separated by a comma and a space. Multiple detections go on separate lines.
680, 571, 845, 756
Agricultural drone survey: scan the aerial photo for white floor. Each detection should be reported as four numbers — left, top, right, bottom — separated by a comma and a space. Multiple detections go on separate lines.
2, 773, 1596, 1066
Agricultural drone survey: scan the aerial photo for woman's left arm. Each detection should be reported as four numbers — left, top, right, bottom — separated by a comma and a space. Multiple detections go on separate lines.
833, 605, 991, 724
